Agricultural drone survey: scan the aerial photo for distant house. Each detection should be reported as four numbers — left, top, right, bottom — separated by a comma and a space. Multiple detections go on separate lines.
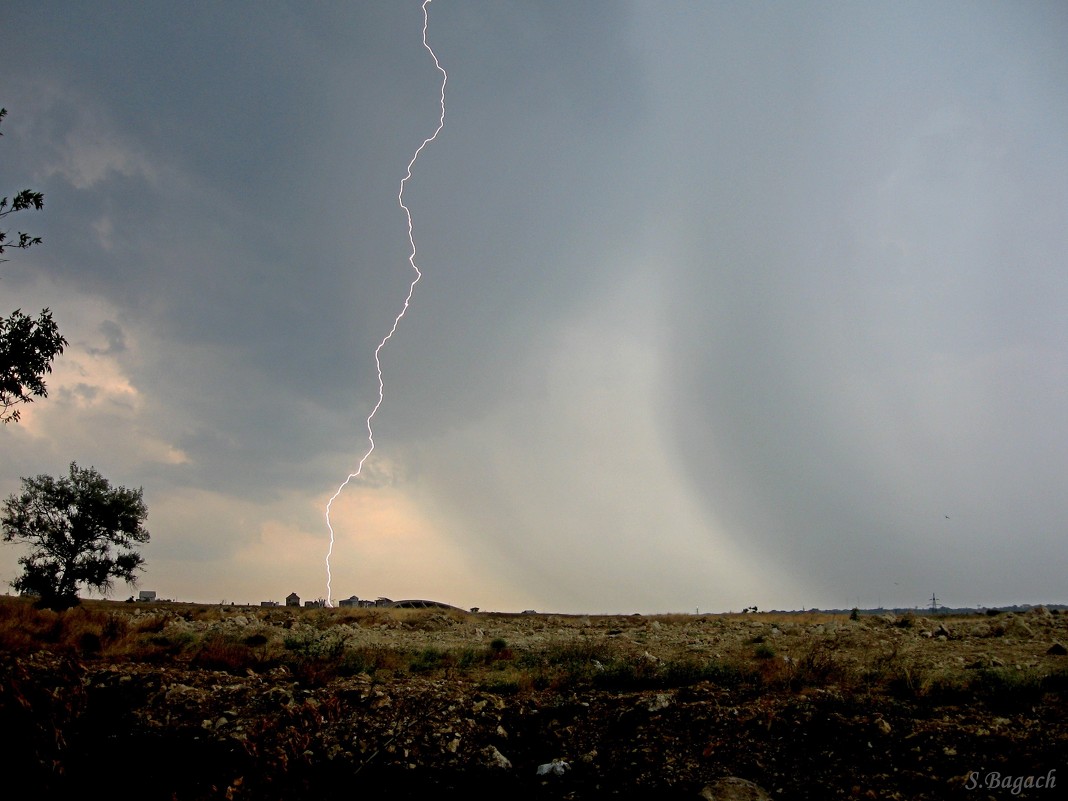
138, 590, 156, 601
338, 596, 360, 608
304, 599, 323, 608
260, 600, 279, 607
286, 592, 300, 607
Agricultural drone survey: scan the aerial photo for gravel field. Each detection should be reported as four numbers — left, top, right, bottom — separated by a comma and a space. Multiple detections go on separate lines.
3, 599, 1066, 799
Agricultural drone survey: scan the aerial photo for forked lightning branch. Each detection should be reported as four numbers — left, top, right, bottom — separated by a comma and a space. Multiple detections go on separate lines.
323, 0, 447, 606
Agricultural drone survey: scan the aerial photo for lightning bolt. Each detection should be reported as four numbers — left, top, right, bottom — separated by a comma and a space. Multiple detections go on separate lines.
324, 0, 446, 607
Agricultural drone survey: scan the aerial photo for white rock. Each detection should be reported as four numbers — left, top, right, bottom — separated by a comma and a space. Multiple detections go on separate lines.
536, 759, 570, 776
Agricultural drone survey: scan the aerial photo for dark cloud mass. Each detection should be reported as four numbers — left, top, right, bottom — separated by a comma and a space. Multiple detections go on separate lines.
1, 1, 1066, 611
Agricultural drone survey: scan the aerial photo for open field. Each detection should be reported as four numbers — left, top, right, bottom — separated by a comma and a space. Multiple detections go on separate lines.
2, 597, 1066, 799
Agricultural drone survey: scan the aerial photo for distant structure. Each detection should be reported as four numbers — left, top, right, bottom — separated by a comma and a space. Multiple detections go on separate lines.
274, 592, 463, 612
138, 590, 156, 601
388, 599, 465, 611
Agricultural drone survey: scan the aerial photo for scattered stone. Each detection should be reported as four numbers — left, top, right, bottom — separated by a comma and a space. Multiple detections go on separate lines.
1003, 617, 1035, 639
7, 602, 1068, 799
482, 745, 512, 770
699, 776, 772, 801
536, 759, 570, 777
647, 693, 672, 712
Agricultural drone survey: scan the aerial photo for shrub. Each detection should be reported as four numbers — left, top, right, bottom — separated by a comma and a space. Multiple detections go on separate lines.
971, 667, 1045, 711
131, 613, 170, 634
754, 643, 776, 660
189, 634, 259, 673
702, 660, 756, 688
336, 645, 406, 676
409, 647, 452, 673
790, 643, 844, 689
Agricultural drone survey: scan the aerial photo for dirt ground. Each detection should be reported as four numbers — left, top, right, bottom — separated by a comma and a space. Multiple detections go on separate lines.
3, 600, 1066, 800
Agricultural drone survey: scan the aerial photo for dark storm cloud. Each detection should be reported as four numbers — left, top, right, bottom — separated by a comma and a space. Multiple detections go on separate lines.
3, 1, 1066, 610
639, 2, 1068, 606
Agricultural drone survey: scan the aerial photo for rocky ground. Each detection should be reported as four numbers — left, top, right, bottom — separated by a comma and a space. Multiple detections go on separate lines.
3, 600, 1066, 800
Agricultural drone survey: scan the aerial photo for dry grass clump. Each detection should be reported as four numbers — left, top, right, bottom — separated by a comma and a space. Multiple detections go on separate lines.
0, 598, 128, 655
3, 597, 1067, 713
467, 636, 759, 694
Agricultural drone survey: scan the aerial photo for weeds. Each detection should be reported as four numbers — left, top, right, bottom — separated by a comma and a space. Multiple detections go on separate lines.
754, 643, 776, 660
189, 633, 259, 673
3, 597, 1066, 711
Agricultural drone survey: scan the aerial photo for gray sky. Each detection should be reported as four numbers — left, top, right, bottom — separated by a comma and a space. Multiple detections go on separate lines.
3, 1, 1066, 613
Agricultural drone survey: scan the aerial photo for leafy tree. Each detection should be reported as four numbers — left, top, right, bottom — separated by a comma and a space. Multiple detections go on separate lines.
1, 107, 67, 423
0, 108, 44, 260
1, 308, 66, 423
2, 462, 150, 610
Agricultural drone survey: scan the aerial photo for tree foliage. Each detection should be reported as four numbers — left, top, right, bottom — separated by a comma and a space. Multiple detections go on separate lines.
0, 107, 67, 422
0, 108, 45, 260
0, 308, 66, 423
2, 462, 150, 610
